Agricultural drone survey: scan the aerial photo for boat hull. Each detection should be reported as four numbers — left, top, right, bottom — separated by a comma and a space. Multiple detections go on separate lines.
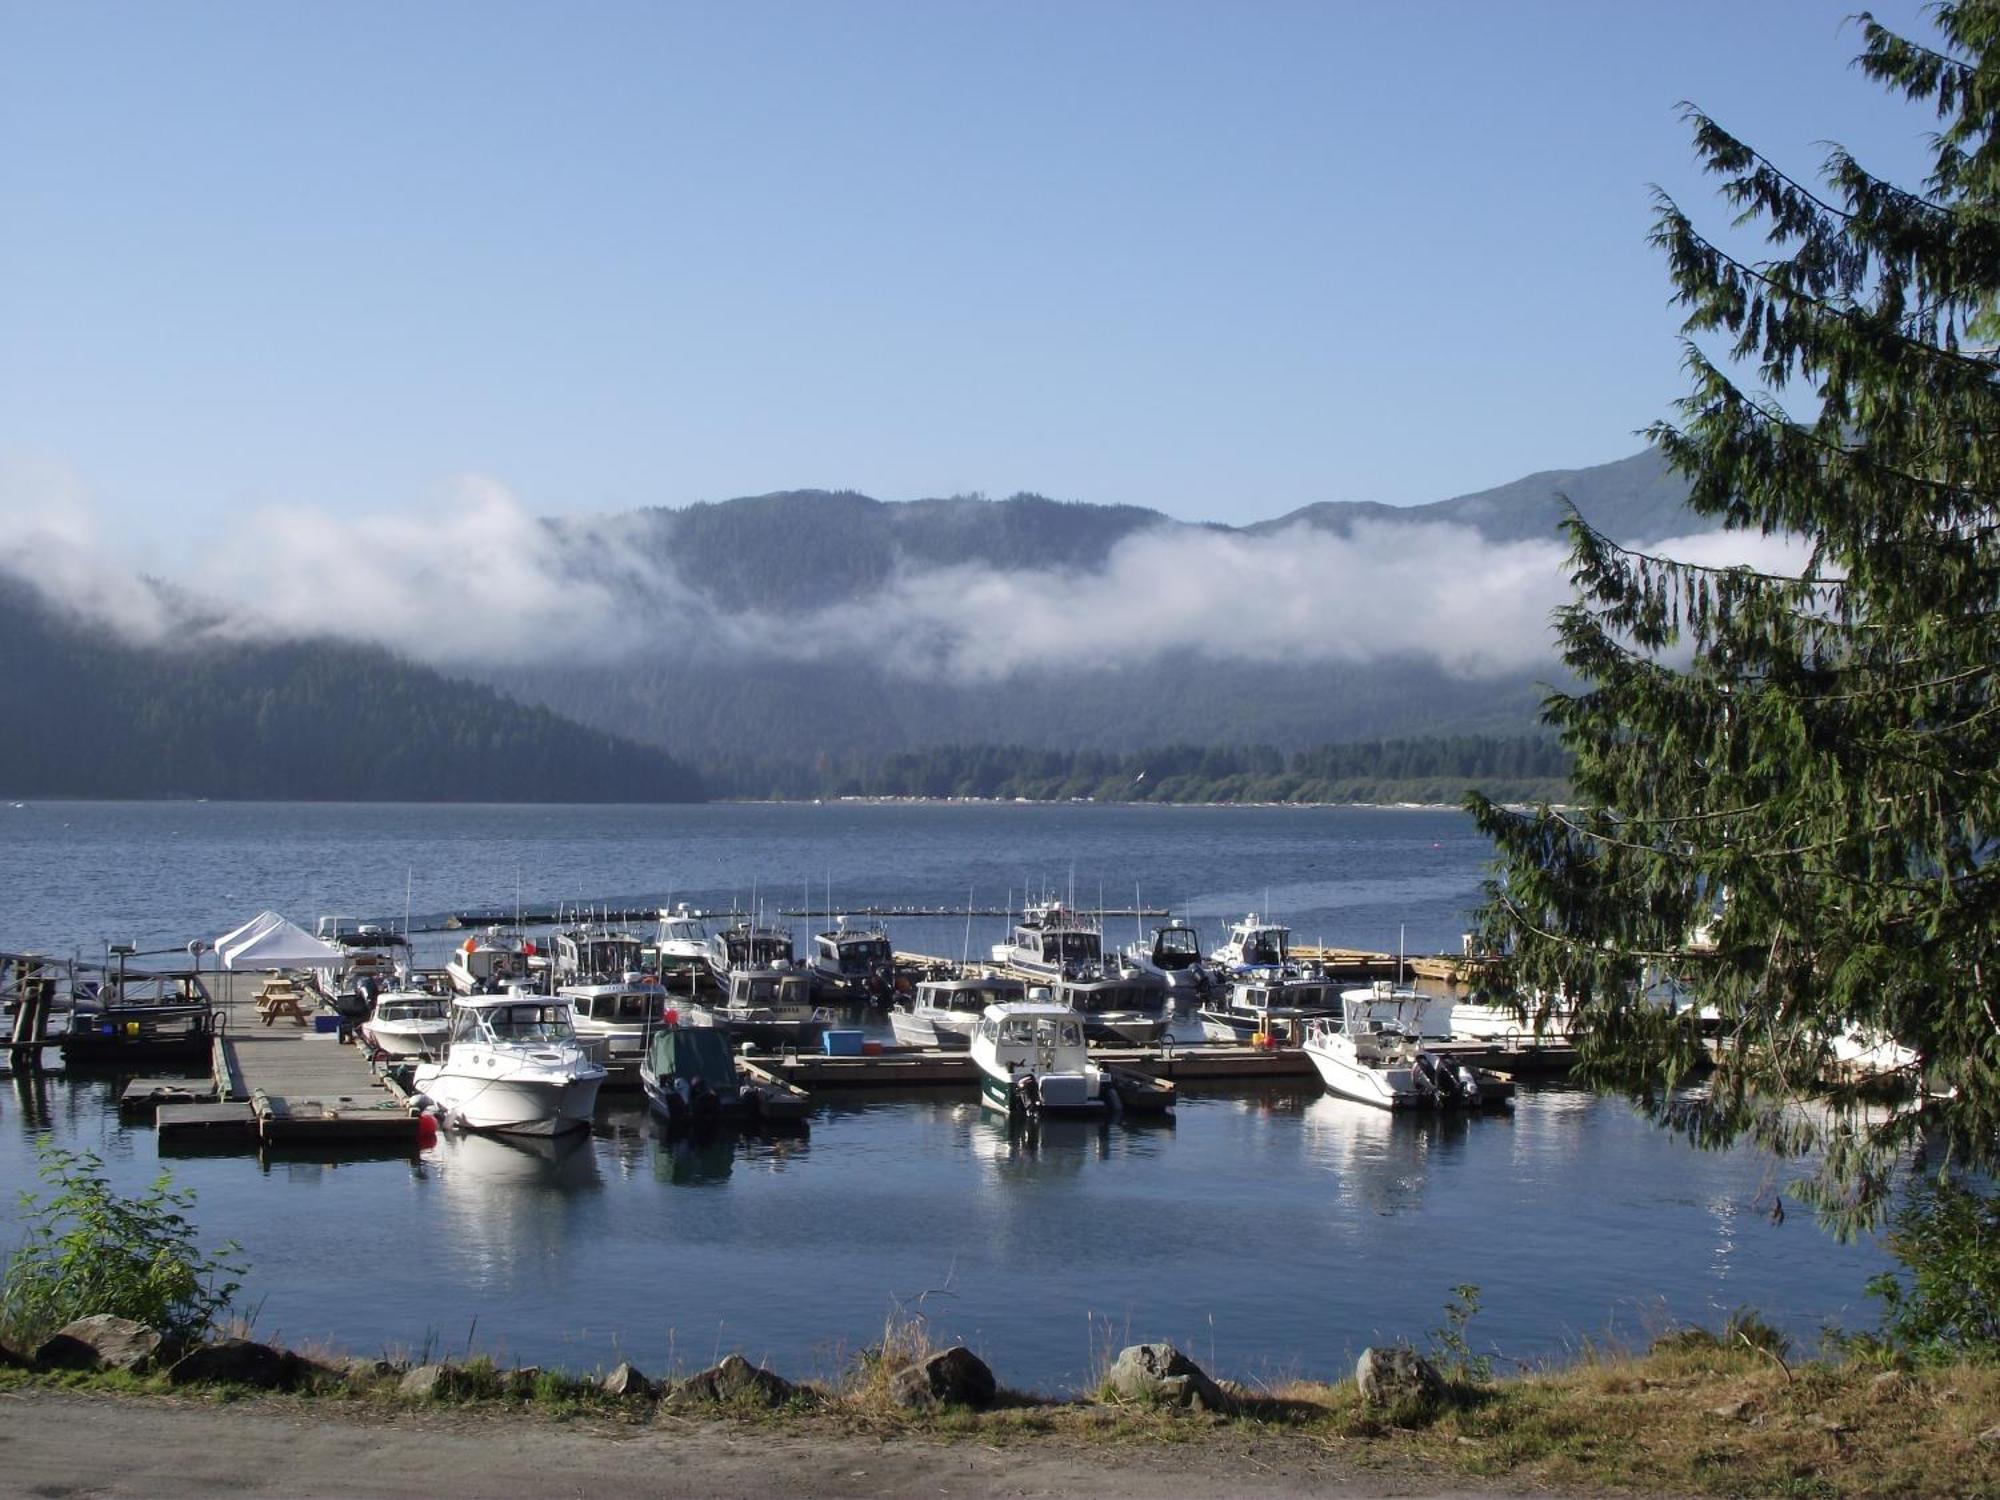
976, 1069, 1107, 1117
414, 1071, 602, 1136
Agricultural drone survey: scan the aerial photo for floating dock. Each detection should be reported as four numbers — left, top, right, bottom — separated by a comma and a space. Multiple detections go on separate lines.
154, 973, 420, 1153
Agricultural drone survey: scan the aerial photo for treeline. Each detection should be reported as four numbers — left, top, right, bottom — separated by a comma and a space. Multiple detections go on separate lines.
700, 735, 1570, 804
0, 584, 704, 802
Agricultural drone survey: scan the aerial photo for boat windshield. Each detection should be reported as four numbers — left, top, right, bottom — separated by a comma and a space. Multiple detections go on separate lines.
999, 1016, 1082, 1048
484, 1003, 574, 1043
1242, 931, 1286, 965
1055, 933, 1099, 962
1155, 929, 1201, 964
376, 1000, 440, 1023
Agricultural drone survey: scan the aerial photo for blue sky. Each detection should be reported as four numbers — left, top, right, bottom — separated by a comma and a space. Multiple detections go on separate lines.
0, 1, 1941, 550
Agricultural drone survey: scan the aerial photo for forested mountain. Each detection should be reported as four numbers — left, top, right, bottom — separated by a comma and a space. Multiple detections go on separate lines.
0, 584, 703, 801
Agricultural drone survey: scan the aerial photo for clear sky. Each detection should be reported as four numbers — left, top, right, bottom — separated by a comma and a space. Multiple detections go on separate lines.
0, 0, 1942, 554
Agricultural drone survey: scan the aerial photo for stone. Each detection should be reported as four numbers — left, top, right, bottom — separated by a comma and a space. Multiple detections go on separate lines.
1105, 1343, 1230, 1412
167, 1337, 295, 1390
601, 1360, 654, 1400
1709, 1396, 1753, 1421
1354, 1346, 1444, 1411
339, 1356, 402, 1385
399, 1362, 455, 1399
35, 1315, 167, 1374
887, 1346, 997, 1411
664, 1354, 796, 1409
0, 1335, 36, 1370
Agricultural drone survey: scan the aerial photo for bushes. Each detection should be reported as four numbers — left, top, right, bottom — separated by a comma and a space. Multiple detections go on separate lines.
1, 1142, 243, 1345
1866, 1174, 2000, 1364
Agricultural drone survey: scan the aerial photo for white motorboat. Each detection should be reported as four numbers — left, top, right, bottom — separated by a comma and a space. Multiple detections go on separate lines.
888, 972, 1025, 1050
559, 979, 662, 1086
1302, 989, 1495, 1112
446, 928, 537, 996
704, 919, 795, 989
1441, 987, 1575, 1043
1210, 913, 1292, 973
652, 905, 712, 987
412, 993, 606, 1135
970, 1000, 1110, 1118
552, 922, 647, 984
990, 902, 1170, 1043
361, 986, 450, 1059
1121, 922, 1217, 1000
313, 917, 411, 1021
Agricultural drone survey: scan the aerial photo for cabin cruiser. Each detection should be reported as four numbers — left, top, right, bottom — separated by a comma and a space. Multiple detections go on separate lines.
652, 905, 712, 987
640, 1024, 810, 1127
1121, 922, 1218, 1001
807, 917, 896, 1006
971, 1001, 1111, 1118
361, 985, 451, 1059
446, 928, 538, 996
1210, 913, 1293, 973
412, 992, 606, 1135
552, 923, 647, 985
1442, 988, 1575, 1043
1197, 970, 1341, 1044
888, 972, 1025, 1049
313, 918, 411, 1021
558, 979, 662, 1085
690, 968, 830, 1053
1302, 988, 1499, 1111
704, 919, 795, 989
991, 901, 1102, 979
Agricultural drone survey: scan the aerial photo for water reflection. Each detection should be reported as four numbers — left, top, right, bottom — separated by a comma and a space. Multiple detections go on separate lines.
1297, 1093, 1503, 1220
434, 1130, 603, 1279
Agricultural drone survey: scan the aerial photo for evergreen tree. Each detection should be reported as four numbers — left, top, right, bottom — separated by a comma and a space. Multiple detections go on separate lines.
1468, 5, 2000, 1231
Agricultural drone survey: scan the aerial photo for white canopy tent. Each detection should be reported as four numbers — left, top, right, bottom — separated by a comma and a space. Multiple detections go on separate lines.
213, 911, 343, 971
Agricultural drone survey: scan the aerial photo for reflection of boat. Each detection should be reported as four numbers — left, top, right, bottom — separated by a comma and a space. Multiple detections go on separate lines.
653, 1129, 736, 1186
413, 994, 606, 1135
888, 972, 1024, 1049
639, 1025, 811, 1126
1303, 989, 1509, 1112
441, 1128, 603, 1189
807, 917, 896, 1006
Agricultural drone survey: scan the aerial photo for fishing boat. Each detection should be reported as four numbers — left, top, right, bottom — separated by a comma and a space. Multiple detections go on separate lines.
1302, 988, 1507, 1112
1210, 913, 1293, 973
807, 917, 896, 1006
971, 1000, 1111, 1118
62, 957, 216, 1065
411, 992, 606, 1135
1197, 970, 1342, 1044
991, 902, 1171, 1043
639, 1023, 811, 1127
313, 917, 411, 1020
446, 928, 538, 996
360, 985, 451, 1059
1120, 921, 1218, 1001
703, 919, 795, 989
552, 922, 647, 984
888, 971, 1025, 1049
558, 978, 662, 1086
689, 968, 831, 1052
652, 905, 712, 987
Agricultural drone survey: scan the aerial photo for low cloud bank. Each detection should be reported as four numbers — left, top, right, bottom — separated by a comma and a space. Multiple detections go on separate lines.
0, 461, 1814, 683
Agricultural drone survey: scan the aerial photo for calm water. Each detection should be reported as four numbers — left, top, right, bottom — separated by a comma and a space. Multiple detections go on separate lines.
0, 801, 1891, 1389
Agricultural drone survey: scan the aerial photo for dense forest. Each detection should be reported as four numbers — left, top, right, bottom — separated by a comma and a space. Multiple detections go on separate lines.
0, 585, 704, 801
700, 734, 1570, 804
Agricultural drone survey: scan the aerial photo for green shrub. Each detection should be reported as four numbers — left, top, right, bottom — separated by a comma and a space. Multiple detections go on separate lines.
1, 1142, 243, 1344
1867, 1173, 2000, 1362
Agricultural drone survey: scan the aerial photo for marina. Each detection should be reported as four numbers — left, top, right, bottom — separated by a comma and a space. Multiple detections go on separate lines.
0, 800, 1897, 1392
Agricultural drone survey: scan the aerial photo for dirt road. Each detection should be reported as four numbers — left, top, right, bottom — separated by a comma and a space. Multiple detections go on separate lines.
0, 1389, 1537, 1499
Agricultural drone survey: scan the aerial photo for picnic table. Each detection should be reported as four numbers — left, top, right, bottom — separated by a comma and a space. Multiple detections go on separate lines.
255, 975, 313, 1027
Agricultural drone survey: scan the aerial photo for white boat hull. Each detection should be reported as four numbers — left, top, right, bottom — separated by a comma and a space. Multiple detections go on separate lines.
412, 1066, 603, 1136
1304, 1037, 1418, 1110
362, 1021, 447, 1059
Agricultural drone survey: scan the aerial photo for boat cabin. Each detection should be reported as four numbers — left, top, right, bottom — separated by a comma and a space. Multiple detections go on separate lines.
563, 986, 659, 1028
813, 921, 892, 976
555, 928, 645, 982
1218, 914, 1290, 969
1001, 904, 1103, 970
449, 997, 578, 1048
708, 923, 795, 973
726, 970, 814, 1012
1147, 924, 1204, 971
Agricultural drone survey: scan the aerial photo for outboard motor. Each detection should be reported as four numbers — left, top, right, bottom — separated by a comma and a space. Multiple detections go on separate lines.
1456, 1065, 1482, 1108
689, 1075, 720, 1122
1015, 1071, 1043, 1120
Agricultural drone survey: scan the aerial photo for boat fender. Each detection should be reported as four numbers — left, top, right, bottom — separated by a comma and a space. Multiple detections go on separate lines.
1105, 1079, 1123, 1118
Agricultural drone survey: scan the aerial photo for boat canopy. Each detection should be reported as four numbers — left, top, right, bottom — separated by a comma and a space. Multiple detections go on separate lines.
648, 1026, 738, 1084
214, 911, 344, 970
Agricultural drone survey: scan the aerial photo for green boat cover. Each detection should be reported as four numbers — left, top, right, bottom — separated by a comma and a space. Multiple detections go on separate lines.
648, 1026, 739, 1085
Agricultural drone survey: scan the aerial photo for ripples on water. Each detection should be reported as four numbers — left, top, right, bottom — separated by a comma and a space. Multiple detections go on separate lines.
0, 802, 1893, 1389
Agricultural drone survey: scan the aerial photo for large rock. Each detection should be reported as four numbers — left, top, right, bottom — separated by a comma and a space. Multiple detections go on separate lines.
888, 1346, 997, 1410
1355, 1346, 1444, 1410
35, 1315, 167, 1373
601, 1360, 654, 1400
167, 1337, 295, 1390
1104, 1343, 1229, 1412
664, 1354, 796, 1409
399, 1362, 456, 1399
